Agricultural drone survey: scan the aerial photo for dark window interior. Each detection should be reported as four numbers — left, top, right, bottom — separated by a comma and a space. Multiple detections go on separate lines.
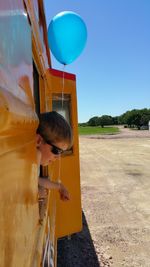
33, 60, 40, 116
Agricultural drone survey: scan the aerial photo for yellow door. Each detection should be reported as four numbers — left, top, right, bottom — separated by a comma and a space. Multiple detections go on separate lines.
46, 68, 82, 238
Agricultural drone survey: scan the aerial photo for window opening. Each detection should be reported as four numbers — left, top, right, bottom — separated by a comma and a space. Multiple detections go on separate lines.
33, 60, 48, 221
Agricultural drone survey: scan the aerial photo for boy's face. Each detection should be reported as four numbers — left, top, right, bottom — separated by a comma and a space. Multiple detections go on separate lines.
37, 134, 68, 166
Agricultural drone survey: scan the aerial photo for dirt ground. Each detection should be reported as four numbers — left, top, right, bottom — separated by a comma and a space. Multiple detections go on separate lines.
58, 128, 150, 267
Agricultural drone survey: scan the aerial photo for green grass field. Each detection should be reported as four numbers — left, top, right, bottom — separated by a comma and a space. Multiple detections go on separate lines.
78, 126, 120, 135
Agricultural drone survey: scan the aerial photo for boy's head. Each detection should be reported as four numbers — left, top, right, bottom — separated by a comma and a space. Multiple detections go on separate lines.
36, 111, 73, 166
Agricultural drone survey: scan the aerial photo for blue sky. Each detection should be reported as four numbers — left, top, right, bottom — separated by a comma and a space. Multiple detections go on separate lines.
44, 0, 150, 123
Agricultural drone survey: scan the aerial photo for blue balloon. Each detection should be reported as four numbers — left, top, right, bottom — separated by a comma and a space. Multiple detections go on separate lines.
48, 11, 87, 65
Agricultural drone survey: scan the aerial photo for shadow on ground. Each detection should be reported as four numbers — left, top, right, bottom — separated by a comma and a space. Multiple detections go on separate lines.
57, 211, 100, 267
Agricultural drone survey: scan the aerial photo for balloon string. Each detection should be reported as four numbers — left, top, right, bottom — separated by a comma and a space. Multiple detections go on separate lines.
62, 64, 66, 108
57, 156, 61, 183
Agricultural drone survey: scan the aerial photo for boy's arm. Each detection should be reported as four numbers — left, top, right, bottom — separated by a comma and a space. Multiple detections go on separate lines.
38, 177, 70, 201
39, 177, 60, 190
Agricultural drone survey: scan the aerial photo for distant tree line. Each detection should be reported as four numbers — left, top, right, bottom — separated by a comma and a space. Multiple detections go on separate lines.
79, 109, 150, 129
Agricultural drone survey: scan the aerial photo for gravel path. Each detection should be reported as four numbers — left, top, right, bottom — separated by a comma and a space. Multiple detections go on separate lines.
57, 129, 150, 267
57, 212, 100, 267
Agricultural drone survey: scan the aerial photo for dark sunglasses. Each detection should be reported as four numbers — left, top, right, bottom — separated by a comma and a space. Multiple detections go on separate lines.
45, 140, 64, 155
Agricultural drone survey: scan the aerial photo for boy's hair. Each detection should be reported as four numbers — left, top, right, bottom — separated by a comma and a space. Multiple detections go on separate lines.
36, 111, 73, 147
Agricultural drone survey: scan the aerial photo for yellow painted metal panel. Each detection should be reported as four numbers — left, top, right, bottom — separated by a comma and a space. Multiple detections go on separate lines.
0, 109, 40, 267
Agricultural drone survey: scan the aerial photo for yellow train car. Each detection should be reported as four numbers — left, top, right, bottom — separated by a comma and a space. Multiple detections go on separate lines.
0, 1, 82, 266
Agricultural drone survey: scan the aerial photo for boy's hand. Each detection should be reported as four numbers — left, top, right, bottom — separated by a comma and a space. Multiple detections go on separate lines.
58, 183, 70, 201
